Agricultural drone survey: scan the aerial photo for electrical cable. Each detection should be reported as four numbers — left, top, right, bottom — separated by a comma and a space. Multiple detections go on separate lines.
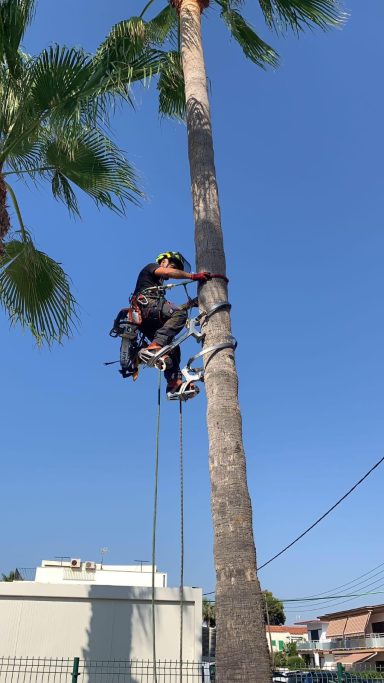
282, 575, 384, 611
284, 583, 384, 614
257, 455, 384, 571
293, 560, 384, 600
203, 456, 384, 597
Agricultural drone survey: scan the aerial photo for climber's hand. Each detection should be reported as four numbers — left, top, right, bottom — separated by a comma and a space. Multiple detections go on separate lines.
190, 272, 211, 282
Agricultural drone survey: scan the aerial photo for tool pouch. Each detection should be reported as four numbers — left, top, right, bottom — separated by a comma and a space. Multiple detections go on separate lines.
109, 306, 142, 338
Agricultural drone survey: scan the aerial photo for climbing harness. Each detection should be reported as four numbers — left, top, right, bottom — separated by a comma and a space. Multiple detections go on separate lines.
107, 274, 236, 402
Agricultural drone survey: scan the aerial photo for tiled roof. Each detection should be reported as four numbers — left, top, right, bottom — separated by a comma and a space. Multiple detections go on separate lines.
266, 626, 307, 634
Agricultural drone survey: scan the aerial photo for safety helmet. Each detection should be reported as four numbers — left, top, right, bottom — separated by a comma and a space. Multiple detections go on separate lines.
155, 251, 191, 273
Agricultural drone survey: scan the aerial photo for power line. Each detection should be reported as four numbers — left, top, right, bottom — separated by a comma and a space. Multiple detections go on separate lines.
281, 570, 384, 609
203, 561, 384, 599
295, 560, 384, 600
284, 583, 384, 614
203, 456, 384, 597
282, 581, 384, 609
282, 589, 384, 603
257, 455, 384, 571
206, 587, 384, 609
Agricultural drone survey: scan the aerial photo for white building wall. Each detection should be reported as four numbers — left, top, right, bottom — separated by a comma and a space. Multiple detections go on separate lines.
0, 582, 201, 662
36, 563, 167, 587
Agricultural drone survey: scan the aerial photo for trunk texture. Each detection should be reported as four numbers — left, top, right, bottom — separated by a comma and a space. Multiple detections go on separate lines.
0, 172, 11, 252
179, 2, 272, 681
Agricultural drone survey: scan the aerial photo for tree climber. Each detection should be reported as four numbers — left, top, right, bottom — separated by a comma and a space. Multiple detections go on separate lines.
133, 251, 210, 396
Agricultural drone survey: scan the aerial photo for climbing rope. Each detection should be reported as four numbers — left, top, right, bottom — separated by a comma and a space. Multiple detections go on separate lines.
151, 371, 186, 683
179, 400, 184, 683
151, 370, 161, 683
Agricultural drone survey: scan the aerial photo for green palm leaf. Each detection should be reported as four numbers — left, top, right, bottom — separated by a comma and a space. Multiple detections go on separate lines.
0, 0, 35, 76
0, 236, 78, 344
93, 18, 165, 95
218, 0, 279, 67
28, 45, 93, 120
258, 0, 346, 32
43, 129, 142, 212
158, 51, 186, 119
146, 5, 179, 46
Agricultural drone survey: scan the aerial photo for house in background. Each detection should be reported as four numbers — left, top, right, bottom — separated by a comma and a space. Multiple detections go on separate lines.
0, 558, 202, 662
266, 625, 308, 653
202, 624, 307, 659
297, 605, 384, 670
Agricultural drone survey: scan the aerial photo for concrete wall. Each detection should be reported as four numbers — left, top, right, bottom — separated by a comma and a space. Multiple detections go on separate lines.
36, 564, 167, 587
0, 582, 201, 662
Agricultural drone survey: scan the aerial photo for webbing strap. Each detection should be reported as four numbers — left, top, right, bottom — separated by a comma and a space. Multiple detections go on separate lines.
187, 338, 237, 371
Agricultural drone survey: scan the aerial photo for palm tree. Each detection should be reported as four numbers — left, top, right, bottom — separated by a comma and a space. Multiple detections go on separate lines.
0, 0, 162, 344
101, 0, 345, 680
203, 598, 216, 626
1, 570, 17, 581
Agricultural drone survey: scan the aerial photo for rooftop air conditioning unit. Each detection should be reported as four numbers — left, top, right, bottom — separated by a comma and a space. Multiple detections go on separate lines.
84, 561, 96, 571
70, 558, 81, 568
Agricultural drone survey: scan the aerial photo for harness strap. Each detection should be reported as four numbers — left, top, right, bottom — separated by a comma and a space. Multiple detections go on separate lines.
209, 273, 229, 283
187, 339, 237, 371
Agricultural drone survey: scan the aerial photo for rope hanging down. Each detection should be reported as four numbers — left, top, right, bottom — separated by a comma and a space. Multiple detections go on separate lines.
150, 372, 187, 682
179, 400, 184, 683
151, 370, 162, 683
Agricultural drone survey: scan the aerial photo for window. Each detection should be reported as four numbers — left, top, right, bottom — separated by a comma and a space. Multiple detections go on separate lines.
279, 641, 284, 651
310, 629, 320, 641
372, 622, 384, 634
376, 662, 384, 672
271, 640, 276, 646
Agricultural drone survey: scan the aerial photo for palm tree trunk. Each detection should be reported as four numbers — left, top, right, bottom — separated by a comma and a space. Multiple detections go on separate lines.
178, 1, 272, 681
0, 171, 11, 252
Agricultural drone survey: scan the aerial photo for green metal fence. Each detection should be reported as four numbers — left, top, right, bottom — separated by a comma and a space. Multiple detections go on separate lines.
0, 658, 215, 682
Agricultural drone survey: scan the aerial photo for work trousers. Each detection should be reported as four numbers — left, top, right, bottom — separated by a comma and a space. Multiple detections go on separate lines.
139, 299, 187, 383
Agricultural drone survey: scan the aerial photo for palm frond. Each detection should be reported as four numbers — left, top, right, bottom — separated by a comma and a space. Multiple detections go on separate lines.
146, 5, 179, 46
43, 129, 142, 212
5, 137, 43, 177
0, 235, 78, 344
219, 1, 279, 67
28, 45, 92, 118
51, 171, 80, 216
97, 17, 148, 62
93, 18, 165, 96
158, 51, 185, 119
258, 0, 346, 32
0, 0, 35, 76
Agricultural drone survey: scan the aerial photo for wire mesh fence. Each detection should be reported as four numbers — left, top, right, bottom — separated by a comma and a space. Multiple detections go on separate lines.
0, 658, 215, 683
0, 658, 73, 682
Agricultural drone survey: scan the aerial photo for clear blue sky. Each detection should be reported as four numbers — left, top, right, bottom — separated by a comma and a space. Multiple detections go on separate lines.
2, 0, 384, 622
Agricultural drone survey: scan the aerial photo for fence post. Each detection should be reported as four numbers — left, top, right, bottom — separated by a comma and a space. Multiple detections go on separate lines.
71, 657, 80, 683
337, 663, 344, 683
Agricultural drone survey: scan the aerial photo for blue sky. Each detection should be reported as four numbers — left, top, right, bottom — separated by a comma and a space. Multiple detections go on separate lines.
1, 0, 384, 622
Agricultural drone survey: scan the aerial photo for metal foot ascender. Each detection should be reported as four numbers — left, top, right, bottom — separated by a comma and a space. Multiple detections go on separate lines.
138, 347, 172, 372
166, 382, 200, 402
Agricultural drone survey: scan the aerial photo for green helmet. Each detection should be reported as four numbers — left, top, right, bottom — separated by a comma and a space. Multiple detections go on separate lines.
155, 251, 191, 273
